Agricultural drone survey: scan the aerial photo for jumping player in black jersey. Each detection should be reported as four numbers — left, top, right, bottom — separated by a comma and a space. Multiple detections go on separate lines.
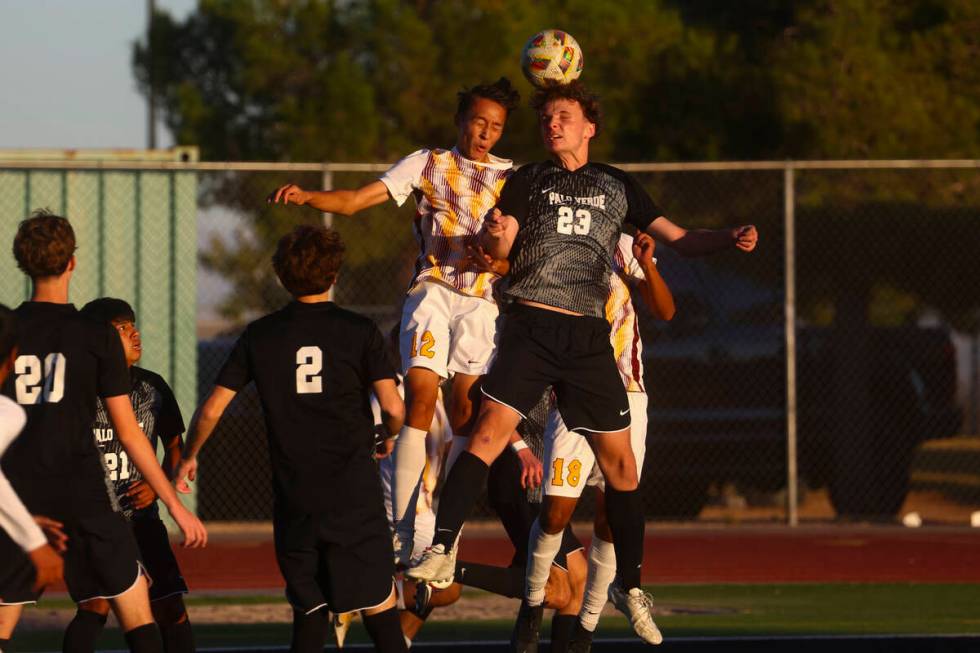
176, 224, 408, 653
56, 298, 194, 653
0, 211, 206, 653
408, 81, 757, 652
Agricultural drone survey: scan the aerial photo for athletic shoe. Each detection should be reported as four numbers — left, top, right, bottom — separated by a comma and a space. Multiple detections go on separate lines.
405, 543, 455, 585
608, 582, 663, 645
332, 611, 354, 648
510, 600, 544, 653
413, 580, 433, 616
568, 622, 595, 653
392, 530, 413, 569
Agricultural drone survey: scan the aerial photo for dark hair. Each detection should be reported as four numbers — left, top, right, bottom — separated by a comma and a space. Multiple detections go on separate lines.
0, 304, 17, 361
272, 225, 345, 297
531, 80, 602, 138
13, 209, 77, 278
80, 297, 136, 325
456, 77, 521, 121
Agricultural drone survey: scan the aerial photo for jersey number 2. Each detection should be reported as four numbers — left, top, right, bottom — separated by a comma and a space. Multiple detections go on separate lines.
14, 353, 66, 404
556, 207, 592, 235
296, 346, 323, 394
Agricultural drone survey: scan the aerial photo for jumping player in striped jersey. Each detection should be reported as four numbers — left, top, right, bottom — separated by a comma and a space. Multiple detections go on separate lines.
532, 231, 675, 651
408, 81, 757, 653
268, 78, 521, 567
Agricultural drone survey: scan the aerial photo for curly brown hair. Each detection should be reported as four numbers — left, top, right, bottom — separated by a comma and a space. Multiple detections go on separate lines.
13, 210, 77, 279
272, 225, 345, 297
530, 80, 602, 138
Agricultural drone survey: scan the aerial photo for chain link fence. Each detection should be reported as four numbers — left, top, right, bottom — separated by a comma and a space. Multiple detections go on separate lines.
2, 156, 978, 526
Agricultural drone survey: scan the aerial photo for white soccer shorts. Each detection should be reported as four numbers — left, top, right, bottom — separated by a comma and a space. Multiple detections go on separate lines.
542, 392, 649, 499
399, 280, 500, 379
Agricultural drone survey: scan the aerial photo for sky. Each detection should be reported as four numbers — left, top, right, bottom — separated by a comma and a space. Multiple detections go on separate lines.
0, 0, 196, 151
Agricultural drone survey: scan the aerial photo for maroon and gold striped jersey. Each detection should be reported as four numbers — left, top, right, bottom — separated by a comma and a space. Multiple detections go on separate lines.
380, 148, 512, 302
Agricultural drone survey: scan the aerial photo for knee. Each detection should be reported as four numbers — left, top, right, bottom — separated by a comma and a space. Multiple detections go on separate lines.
78, 598, 111, 617
151, 596, 187, 626
603, 456, 638, 491
541, 505, 572, 535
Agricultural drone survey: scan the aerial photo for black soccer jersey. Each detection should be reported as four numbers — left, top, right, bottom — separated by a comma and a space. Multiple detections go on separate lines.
0, 302, 130, 519
215, 301, 396, 542
92, 367, 185, 519
497, 161, 660, 317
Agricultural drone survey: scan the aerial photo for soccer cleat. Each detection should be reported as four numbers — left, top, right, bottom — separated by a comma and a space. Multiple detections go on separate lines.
392, 530, 413, 569
413, 580, 433, 616
332, 611, 354, 648
568, 621, 595, 653
405, 543, 455, 585
510, 600, 544, 653
608, 582, 663, 645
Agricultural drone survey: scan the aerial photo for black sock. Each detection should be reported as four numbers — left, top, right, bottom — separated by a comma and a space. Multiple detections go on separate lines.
1, 637, 10, 652
432, 451, 490, 549
63, 609, 108, 653
362, 607, 408, 653
455, 560, 524, 598
604, 487, 645, 590
289, 608, 328, 653
160, 616, 194, 653
124, 623, 163, 653
550, 613, 578, 653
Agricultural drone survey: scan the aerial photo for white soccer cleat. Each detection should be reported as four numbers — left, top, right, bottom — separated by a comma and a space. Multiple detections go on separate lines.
608, 582, 664, 645
405, 543, 456, 586
393, 530, 413, 569
332, 611, 354, 648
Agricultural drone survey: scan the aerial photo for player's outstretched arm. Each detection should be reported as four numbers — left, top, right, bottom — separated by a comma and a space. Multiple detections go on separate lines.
267, 180, 391, 216
105, 395, 207, 547
509, 431, 543, 489
481, 208, 519, 260
632, 233, 675, 321
646, 216, 758, 256
372, 379, 405, 458
177, 386, 238, 491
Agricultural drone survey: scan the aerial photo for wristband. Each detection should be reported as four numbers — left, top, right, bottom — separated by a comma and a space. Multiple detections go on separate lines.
511, 439, 528, 453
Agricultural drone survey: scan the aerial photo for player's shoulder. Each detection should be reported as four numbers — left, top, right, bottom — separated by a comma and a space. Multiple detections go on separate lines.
130, 366, 172, 394
589, 161, 632, 182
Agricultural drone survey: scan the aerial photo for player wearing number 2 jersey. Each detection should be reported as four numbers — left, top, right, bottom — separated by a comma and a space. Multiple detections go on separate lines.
177, 225, 408, 653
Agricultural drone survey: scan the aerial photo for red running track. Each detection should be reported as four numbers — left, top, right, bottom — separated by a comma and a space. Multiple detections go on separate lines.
164, 526, 980, 591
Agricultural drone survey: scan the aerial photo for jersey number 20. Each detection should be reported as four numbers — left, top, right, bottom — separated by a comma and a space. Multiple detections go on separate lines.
296, 346, 323, 394
556, 207, 592, 235
14, 353, 66, 404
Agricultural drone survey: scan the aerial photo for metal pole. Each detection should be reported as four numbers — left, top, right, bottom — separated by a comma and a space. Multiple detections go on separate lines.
784, 165, 799, 526
147, 0, 157, 149
322, 166, 334, 299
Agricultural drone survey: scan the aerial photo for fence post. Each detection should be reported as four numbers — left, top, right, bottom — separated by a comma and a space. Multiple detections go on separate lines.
322, 166, 334, 300
784, 165, 799, 526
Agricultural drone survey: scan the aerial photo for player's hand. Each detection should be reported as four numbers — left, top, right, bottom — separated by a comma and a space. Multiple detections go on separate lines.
373, 430, 396, 460
170, 503, 208, 548
125, 480, 158, 510
33, 515, 68, 553
267, 183, 311, 206
464, 245, 495, 272
484, 208, 513, 237
632, 232, 656, 263
516, 448, 543, 489
28, 543, 63, 592
733, 225, 758, 252
174, 457, 197, 494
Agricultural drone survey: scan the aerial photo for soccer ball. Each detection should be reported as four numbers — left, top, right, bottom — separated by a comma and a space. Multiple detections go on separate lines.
520, 29, 584, 87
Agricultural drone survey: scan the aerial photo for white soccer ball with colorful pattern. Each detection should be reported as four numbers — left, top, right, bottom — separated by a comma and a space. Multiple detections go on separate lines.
520, 29, 584, 87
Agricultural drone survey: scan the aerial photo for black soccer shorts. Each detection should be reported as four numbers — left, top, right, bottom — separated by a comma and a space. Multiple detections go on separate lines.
273, 506, 394, 615
131, 515, 189, 602
64, 511, 146, 603
0, 531, 40, 605
482, 303, 631, 434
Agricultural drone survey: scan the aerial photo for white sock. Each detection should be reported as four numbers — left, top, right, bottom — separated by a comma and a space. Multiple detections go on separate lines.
525, 518, 563, 607
393, 425, 428, 530
579, 536, 616, 631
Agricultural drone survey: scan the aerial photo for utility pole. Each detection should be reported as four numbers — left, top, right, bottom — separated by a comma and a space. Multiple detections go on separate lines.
147, 0, 157, 149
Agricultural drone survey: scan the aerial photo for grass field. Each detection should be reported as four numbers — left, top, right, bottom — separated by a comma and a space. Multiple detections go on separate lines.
12, 583, 980, 651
